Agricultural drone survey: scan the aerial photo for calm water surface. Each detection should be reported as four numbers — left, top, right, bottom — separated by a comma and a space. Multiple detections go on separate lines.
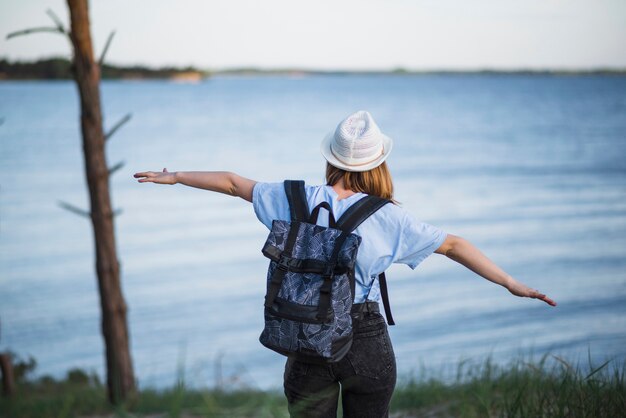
1, 75, 625, 389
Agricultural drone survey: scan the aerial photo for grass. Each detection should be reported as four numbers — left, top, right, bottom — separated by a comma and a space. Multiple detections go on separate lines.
1, 354, 624, 417
0, 374, 288, 418
390, 354, 625, 417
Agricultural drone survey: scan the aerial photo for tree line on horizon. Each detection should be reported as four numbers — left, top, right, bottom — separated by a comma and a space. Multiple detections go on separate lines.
0, 57, 207, 80
2, 57, 625, 81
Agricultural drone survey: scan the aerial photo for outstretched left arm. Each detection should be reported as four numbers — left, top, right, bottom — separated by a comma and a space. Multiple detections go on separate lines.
435, 234, 557, 306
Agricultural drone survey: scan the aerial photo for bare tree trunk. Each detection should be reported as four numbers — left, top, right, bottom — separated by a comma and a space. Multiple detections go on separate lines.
66, 0, 135, 403
0, 353, 15, 397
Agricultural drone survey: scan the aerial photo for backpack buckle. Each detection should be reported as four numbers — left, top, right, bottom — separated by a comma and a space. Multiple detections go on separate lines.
322, 264, 335, 279
277, 255, 291, 272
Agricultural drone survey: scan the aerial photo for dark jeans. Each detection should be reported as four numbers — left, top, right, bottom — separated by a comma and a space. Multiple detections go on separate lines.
283, 303, 397, 418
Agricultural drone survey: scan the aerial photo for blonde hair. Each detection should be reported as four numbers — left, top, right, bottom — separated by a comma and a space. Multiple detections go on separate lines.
325, 162, 395, 202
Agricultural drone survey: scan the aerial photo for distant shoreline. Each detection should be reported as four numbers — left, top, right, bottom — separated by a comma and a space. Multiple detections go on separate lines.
1, 57, 625, 80
215, 68, 626, 77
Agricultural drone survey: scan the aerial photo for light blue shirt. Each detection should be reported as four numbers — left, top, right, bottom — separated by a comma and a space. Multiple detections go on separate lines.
252, 182, 448, 303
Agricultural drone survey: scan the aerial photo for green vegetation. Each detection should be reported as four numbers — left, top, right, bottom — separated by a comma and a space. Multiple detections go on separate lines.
391, 354, 625, 417
0, 353, 623, 417
0, 57, 209, 80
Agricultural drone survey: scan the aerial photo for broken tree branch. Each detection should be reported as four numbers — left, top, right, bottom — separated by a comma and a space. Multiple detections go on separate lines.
6, 8, 67, 40
46, 9, 66, 33
57, 201, 122, 219
99, 30, 116, 67
6, 26, 64, 39
108, 160, 125, 176
58, 200, 90, 218
105, 113, 132, 141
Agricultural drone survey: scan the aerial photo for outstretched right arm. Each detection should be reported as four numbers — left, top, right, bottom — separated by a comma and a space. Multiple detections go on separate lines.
133, 168, 257, 202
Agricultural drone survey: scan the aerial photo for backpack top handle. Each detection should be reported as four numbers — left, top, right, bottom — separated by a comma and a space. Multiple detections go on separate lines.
310, 202, 337, 228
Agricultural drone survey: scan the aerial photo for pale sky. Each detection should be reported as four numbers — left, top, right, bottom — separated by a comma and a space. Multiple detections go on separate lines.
1, 0, 625, 70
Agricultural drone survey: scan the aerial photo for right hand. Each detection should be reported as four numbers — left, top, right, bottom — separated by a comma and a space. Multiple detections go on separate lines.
133, 168, 177, 185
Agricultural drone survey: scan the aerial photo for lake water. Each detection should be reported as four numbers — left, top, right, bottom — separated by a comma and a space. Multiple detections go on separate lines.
1, 75, 625, 390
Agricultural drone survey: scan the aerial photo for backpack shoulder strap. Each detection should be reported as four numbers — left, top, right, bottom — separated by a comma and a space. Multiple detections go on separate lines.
378, 272, 395, 325
336, 195, 396, 325
284, 180, 310, 222
335, 195, 390, 233
265, 181, 309, 310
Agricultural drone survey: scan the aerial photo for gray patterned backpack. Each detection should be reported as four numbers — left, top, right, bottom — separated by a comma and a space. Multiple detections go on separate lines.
259, 180, 395, 363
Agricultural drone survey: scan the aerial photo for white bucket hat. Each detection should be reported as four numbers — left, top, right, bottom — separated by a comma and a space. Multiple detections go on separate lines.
320, 110, 393, 172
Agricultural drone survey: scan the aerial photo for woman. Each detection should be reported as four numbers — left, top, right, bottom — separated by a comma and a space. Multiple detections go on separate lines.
134, 110, 556, 417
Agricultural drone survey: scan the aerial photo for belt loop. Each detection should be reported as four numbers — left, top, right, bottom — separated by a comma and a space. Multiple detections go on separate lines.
351, 303, 364, 324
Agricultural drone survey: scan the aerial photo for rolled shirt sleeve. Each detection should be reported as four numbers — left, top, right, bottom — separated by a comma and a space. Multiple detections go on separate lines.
395, 211, 447, 269
252, 182, 289, 230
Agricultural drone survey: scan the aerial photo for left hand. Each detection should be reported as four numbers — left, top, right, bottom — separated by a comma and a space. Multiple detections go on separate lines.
134, 168, 177, 185
507, 281, 557, 306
